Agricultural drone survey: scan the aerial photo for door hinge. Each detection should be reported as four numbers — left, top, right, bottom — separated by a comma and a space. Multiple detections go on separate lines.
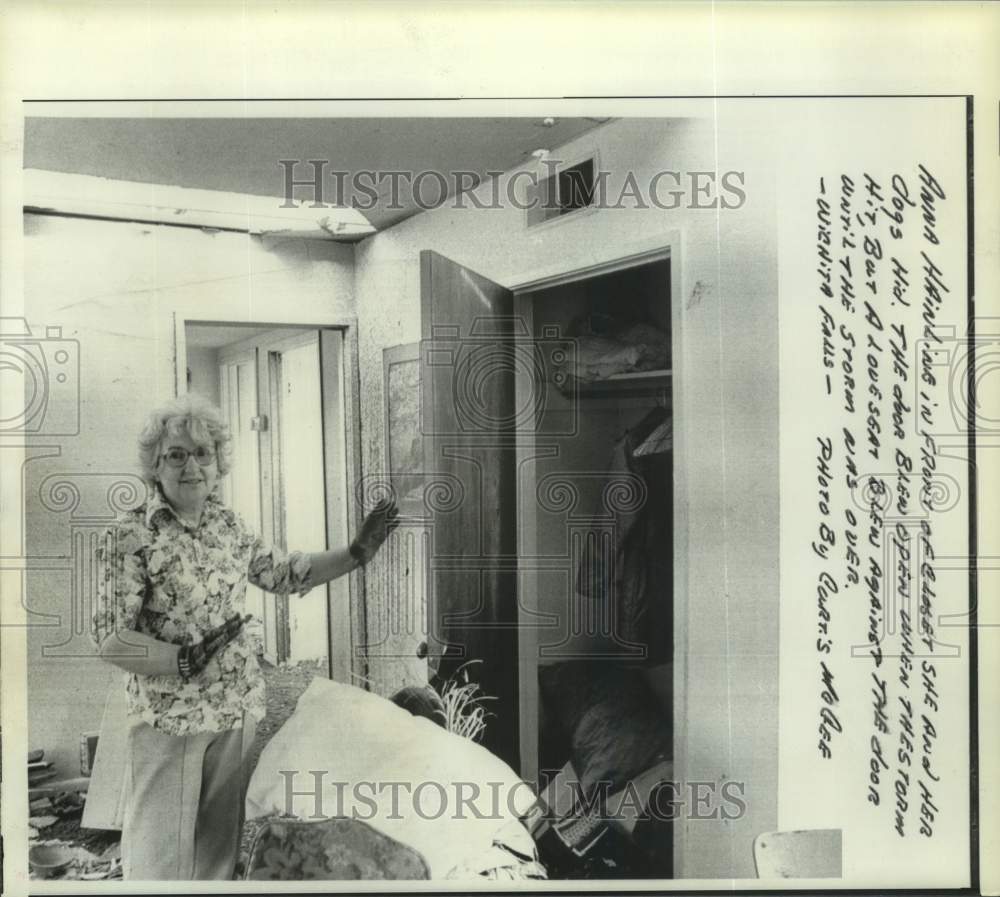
250, 415, 269, 432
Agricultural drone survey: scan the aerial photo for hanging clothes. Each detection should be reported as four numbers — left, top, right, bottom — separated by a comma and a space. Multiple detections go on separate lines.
575, 405, 673, 662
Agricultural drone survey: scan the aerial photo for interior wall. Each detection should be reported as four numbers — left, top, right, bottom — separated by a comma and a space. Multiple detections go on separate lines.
23, 214, 354, 781
354, 112, 780, 878
186, 345, 221, 406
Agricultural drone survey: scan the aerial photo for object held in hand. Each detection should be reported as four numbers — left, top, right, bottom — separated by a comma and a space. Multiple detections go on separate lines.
177, 613, 247, 679
349, 499, 399, 566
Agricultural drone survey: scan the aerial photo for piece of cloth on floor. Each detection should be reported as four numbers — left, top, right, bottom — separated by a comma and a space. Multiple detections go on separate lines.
122, 717, 256, 880
81, 673, 130, 831
444, 818, 548, 880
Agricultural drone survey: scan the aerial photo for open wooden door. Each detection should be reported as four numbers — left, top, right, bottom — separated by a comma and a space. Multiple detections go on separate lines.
420, 250, 520, 768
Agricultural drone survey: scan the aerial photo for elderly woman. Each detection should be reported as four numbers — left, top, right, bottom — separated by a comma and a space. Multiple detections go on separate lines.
91, 393, 396, 881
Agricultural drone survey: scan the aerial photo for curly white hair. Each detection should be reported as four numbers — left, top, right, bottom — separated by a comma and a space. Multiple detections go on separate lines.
137, 393, 232, 484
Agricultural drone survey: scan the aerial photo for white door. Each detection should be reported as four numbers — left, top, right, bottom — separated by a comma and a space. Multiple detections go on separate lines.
218, 351, 273, 662
271, 334, 329, 663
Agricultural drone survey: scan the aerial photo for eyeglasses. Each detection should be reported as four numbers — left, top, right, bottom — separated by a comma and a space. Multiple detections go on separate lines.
160, 446, 217, 468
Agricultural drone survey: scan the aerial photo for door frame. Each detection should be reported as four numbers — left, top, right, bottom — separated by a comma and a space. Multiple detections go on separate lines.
174, 316, 367, 685
507, 234, 686, 849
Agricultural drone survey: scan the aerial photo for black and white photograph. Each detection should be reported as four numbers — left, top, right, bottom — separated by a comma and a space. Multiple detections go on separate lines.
0, 4, 997, 895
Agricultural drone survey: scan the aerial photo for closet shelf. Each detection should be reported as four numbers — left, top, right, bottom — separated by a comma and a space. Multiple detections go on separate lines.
559, 368, 672, 397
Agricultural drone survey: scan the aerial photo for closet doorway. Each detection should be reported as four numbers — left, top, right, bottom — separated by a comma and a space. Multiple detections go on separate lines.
417, 243, 683, 801
512, 246, 683, 816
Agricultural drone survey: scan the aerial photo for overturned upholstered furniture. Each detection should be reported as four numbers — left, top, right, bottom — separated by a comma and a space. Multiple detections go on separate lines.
244, 677, 545, 881
245, 817, 430, 880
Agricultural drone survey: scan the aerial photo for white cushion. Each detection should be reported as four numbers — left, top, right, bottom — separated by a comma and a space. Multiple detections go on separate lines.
245, 677, 536, 878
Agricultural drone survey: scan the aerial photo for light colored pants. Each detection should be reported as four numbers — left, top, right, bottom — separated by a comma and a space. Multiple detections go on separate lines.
122, 719, 257, 880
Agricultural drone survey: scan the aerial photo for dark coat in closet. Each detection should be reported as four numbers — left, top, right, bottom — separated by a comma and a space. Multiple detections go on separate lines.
574, 405, 673, 663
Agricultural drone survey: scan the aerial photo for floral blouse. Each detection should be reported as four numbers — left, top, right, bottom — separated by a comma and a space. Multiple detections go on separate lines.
91, 487, 313, 736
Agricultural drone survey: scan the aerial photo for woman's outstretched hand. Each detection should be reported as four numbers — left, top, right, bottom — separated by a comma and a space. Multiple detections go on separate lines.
177, 613, 249, 679
349, 499, 400, 566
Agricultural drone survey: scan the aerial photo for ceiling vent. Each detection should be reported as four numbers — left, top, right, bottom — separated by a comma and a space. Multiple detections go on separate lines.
526, 155, 597, 228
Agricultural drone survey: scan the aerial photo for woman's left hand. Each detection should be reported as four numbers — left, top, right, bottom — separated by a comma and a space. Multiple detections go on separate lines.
349, 499, 400, 566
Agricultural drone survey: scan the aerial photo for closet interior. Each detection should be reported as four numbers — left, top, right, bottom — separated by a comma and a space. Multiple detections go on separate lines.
515, 256, 675, 875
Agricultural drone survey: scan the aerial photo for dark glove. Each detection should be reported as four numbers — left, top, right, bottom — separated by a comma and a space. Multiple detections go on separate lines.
177, 613, 249, 679
349, 499, 399, 566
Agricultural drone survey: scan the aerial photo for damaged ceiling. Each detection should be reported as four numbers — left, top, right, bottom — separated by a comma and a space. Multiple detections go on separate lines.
23, 117, 610, 233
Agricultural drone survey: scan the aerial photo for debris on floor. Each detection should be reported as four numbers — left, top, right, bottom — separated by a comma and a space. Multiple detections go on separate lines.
26, 660, 324, 879
28, 840, 122, 880
30, 790, 85, 819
